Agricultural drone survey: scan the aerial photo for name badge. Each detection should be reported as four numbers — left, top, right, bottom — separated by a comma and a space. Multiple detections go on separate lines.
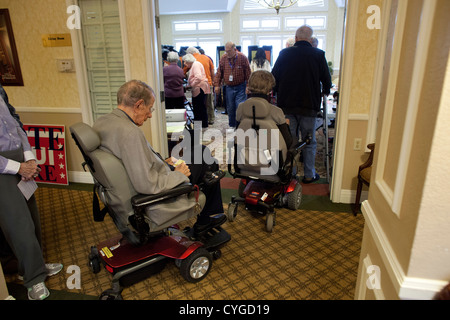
229, 75, 233, 82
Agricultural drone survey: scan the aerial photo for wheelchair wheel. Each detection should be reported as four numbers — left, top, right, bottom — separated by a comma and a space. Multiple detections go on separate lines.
227, 202, 238, 222
88, 246, 101, 274
287, 183, 302, 210
180, 248, 212, 283
99, 289, 123, 300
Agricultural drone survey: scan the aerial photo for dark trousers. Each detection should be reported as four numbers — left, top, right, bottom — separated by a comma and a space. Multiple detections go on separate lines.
192, 89, 208, 128
165, 96, 185, 109
184, 143, 224, 224
0, 148, 47, 288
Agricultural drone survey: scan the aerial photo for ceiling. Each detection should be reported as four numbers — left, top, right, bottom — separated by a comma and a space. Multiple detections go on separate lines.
159, 0, 238, 15
158, 0, 345, 15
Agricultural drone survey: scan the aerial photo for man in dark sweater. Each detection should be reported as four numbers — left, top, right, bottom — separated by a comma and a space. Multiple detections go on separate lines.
272, 25, 332, 183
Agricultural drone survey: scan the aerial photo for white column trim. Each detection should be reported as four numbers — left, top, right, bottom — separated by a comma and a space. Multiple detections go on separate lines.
330, 0, 357, 203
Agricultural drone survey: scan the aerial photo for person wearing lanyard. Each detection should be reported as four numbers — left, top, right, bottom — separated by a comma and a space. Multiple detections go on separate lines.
214, 42, 251, 129
0, 85, 63, 300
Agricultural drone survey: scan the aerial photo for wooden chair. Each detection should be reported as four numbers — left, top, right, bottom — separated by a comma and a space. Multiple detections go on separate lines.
352, 143, 375, 216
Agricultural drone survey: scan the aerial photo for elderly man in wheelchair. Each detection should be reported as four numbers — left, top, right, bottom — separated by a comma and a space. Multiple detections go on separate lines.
70, 80, 229, 300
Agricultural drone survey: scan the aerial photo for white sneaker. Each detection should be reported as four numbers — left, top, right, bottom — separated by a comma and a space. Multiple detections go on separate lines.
46, 263, 63, 277
27, 282, 49, 300
18, 263, 63, 281
4, 295, 15, 300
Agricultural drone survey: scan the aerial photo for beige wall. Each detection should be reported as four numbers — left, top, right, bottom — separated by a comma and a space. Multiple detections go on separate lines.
347, 0, 380, 115
123, 0, 147, 81
355, 0, 450, 299
0, 0, 83, 173
0, 0, 79, 108
338, 0, 382, 197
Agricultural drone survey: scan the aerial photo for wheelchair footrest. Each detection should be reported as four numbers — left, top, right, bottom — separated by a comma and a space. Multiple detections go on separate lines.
185, 227, 231, 252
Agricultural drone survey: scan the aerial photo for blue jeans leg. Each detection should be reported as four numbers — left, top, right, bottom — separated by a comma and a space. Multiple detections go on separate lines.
285, 114, 317, 179
299, 116, 317, 179
226, 83, 247, 128
285, 114, 300, 143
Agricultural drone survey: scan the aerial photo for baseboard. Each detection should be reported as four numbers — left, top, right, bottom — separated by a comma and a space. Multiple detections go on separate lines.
399, 277, 448, 300
361, 201, 447, 300
69, 171, 93, 184
339, 189, 368, 204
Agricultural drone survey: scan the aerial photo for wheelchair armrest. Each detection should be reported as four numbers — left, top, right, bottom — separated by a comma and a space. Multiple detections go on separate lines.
131, 183, 196, 207
287, 136, 310, 157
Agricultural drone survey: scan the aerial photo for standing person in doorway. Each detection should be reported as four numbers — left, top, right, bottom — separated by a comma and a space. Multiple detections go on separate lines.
163, 51, 186, 109
214, 42, 251, 129
186, 47, 216, 125
272, 25, 332, 184
183, 53, 210, 128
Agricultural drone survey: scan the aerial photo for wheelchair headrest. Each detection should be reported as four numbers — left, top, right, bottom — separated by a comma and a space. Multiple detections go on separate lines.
70, 122, 101, 153
239, 98, 271, 119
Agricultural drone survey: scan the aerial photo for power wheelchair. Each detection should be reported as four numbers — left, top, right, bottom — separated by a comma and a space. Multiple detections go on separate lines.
226, 98, 310, 232
70, 122, 230, 300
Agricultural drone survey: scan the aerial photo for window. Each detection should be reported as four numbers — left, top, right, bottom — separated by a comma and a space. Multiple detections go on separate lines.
173, 20, 222, 34
241, 17, 280, 31
240, 36, 255, 58
298, 0, 327, 9
79, 0, 125, 121
174, 37, 223, 62
241, 0, 328, 13
171, 19, 223, 64
285, 16, 327, 30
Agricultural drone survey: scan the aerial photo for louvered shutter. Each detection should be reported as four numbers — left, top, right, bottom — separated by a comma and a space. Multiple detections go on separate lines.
80, 0, 125, 121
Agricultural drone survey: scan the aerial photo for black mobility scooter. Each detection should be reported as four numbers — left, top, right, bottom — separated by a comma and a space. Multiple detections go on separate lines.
227, 98, 310, 232
70, 122, 230, 300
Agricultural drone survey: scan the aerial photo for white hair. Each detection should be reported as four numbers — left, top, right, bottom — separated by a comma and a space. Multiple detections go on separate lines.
182, 53, 196, 64
167, 51, 179, 62
186, 46, 199, 54
286, 38, 295, 47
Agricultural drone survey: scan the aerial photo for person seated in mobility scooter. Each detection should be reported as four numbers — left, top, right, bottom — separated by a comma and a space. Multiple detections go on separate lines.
71, 80, 229, 300
227, 71, 310, 232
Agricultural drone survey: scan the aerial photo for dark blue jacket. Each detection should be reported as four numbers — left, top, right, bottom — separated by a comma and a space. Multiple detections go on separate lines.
272, 41, 332, 117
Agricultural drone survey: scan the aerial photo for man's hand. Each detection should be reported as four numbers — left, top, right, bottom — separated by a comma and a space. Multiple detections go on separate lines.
214, 87, 221, 95
18, 160, 41, 181
173, 161, 191, 177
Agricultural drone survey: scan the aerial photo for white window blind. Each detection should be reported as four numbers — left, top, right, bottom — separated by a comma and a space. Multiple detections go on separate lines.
79, 0, 125, 121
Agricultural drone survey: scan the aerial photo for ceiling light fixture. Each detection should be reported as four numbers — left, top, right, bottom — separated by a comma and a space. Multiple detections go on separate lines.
257, 0, 299, 14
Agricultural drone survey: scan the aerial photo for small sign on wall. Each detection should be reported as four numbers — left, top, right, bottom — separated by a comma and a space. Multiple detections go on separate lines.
23, 124, 68, 185
42, 33, 72, 47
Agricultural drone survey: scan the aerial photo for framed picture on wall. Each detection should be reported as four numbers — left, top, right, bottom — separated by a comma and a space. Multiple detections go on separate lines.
0, 8, 23, 86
